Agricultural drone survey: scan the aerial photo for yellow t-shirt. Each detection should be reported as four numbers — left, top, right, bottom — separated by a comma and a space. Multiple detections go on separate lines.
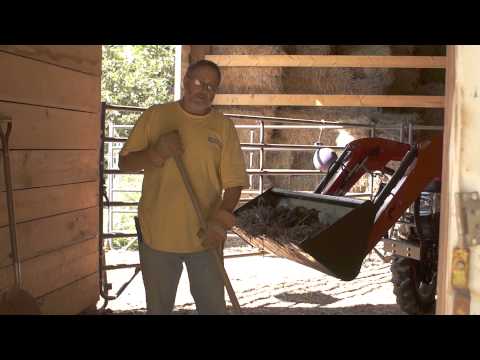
119, 101, 249, 253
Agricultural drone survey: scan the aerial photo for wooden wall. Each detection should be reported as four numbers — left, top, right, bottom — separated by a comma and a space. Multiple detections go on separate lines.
0, 45, 101, 314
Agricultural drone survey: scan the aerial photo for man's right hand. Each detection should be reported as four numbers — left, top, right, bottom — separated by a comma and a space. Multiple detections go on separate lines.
148, 130, 184, 167
155, 130, 184, 159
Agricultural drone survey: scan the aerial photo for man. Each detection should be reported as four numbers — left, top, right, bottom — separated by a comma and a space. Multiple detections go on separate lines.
118, 60, 249, 315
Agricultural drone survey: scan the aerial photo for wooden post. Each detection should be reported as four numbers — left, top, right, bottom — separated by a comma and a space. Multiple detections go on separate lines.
436, 46, 457, 315
189, 45, 211, 63
174, 46, 183, 101
436, 45, 480, 315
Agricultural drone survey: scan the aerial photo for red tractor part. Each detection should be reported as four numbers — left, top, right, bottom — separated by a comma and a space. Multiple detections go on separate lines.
233, 135, 443, 281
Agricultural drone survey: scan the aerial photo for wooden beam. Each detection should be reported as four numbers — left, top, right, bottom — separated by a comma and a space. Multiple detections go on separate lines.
0, 207, 98, 267
0, 237, 98, 298
0, 102, 99, 150
205, 55, 447, 69
0, 45, 101, 76
37, 272, 99, 314
0, 181, 98, 227
213, 94, 445, 108
0, 52, 100, 113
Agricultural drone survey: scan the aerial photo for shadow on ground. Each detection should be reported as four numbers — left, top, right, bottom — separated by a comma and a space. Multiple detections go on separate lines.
274, 291, 339, 306
102, 303, 403, 315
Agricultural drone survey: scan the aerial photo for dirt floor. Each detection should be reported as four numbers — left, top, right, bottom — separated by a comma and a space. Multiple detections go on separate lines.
98, 238, 404, 315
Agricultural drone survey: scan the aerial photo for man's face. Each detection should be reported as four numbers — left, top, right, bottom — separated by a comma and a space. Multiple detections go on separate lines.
183, 65, 220, 113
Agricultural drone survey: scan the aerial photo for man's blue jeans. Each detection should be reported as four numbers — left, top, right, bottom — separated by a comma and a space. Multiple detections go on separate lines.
139, 241, 227, 315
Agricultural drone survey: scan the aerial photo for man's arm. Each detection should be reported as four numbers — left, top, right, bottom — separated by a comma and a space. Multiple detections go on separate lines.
118, 130, 183, 172
203, 186, 243, 249
118, 147, 163, 172
219, 186, 243, 212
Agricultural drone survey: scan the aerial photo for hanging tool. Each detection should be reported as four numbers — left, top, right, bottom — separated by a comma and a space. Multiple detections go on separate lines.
0, 115, 41, 314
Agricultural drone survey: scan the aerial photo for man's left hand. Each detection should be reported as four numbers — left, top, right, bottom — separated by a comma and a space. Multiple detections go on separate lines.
200, 209, 236, 249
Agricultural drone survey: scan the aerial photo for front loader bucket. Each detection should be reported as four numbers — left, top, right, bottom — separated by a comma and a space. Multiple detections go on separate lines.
233, 188, 375, 281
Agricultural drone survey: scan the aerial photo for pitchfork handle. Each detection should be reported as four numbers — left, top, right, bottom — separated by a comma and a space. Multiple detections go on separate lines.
173, 155, 242, 314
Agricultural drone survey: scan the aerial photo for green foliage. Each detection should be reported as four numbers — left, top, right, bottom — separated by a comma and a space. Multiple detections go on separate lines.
102, 45, 176, 131
101, 45, 176, 109
101, 45, 176, 251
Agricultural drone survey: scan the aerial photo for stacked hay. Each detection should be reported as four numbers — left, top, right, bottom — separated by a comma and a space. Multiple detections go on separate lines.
272, 45, 397, 190
212, 45, 285, 97
388, 45, 421, 96
209, 45, 445, 193
336, 45, 396, 95
272, 45, 351, 190
385, 45, 445, 144
211, 44, 286, 121
211, 45, 287, 191
411, 63, 445, 143
270, 45, 445, 191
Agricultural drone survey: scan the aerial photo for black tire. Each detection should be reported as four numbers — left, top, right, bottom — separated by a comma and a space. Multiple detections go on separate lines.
391, 257, 436, 315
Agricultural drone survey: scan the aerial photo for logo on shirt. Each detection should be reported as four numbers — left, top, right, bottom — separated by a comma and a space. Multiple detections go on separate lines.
208, 135, 223, 149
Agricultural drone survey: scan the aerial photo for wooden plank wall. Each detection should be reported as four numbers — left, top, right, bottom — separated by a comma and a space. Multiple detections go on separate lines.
0, 45, 101, 314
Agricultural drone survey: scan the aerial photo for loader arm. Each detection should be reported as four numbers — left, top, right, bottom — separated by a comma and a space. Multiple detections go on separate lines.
366, 135, 443, 251
316, 135, 443, 252
314, 138, 411, 196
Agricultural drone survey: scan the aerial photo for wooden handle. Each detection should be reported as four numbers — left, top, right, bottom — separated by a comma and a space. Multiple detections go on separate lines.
173, 156, 208, 230
173, 155, 242, 314
0, 117, 12, 141
0, 121, 21, 288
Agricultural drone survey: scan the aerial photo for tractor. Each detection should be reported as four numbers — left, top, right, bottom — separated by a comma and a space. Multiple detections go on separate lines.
233, 135, 442, 314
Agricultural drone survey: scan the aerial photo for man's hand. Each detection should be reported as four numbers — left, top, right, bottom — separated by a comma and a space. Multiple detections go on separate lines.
201, 209, 236, 249
146, 146, 167, 168
155, 130, 184, 160
145, 130, 184, 168
119, 130, 184, 171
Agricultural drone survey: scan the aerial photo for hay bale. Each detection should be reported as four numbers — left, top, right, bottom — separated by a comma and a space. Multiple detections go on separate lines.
410, 108, 444, 143
390, 45, 416, 55
266, 106, 375, 190
388, 68, 422, 95
413, 45, 446, 56
210, 45, 444, 193
264, 107, 423, 191
212, 45, 285, 95
282, 45, 354, 95
288, 45, 332, 54
372, 111, 420, 142
212, 45, 287, 188
212, 44, 286, 135
415, 81, 445, 96
334, 45, 396, 95
268, 44, 387, 190
212, 45, 286, 151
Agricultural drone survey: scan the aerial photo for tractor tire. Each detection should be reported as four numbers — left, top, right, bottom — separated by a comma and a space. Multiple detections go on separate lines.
391, 257, 436, 315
